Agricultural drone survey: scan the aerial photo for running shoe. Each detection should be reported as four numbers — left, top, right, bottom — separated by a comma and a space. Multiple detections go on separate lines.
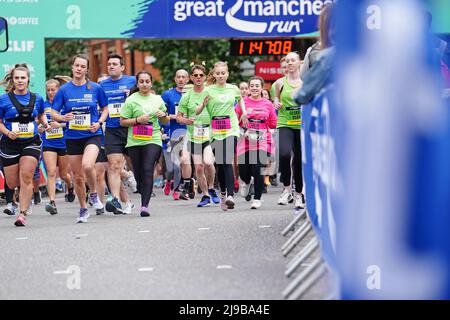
45, 201, 58, 215
164, 180, 172, 196
278, 189, 293, 205
14, 214, 26, 227
55, 179, 63, 192
125, 171, 138, 193
33, 190, 41, 205
197, 195, 211, 207
293, 192, 306, 209
240, 180, 252, 198
251, 199, 262, 209
90, 192, 104, 211
172, 190, 180, 201
179, 188, 190, 200
76, 208, 90, 223
225, 195, 235, 210
105, 197, 123, 215
188, 178, 196, 199
123, 200, 135, 215
140, 206, 150, 217
65, 186, 76, 203
219, 193, 228, 211
4, 202, 18, 216
208, 189, 220, 204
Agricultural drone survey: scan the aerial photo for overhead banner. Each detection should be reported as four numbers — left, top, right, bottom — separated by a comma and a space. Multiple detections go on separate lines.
1, 0, 449, 95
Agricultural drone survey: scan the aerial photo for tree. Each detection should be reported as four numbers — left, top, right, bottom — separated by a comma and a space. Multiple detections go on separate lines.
128, 39, 254, 92
45, 40, 86, 79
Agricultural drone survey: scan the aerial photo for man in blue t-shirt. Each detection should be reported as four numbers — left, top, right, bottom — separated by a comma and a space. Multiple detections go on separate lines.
99, 54, 136, 215
161, 69, 189, 200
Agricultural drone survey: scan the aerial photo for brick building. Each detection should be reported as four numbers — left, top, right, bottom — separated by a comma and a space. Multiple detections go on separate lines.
86, 39, 160, 82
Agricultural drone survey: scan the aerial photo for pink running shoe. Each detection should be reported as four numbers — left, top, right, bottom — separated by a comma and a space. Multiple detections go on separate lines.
164, 180, 172, 196
14, 214, 26, 227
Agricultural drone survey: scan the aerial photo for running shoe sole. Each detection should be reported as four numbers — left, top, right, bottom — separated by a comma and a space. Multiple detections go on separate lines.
105, 201, 123, 215
225, 199, 235, 210
14, 216, 26, 227
45, 203, 58, 215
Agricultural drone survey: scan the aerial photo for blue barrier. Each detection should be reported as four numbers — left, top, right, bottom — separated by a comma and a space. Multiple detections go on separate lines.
301, 85, 338, 270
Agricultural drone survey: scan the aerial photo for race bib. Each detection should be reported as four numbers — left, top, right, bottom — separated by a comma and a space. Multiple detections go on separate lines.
69, 113, 91, 130
12, 122, 34, 139
46, 127, 64, 139
211, 116, 231, 135
247, 119, 266, 141
108, 103, 123, 118
286, 106, 301, 126
193, 124, 210, 141
132, 124, 153, 141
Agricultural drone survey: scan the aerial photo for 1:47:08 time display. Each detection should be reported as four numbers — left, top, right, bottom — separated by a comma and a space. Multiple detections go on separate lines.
229, 39, 296, 56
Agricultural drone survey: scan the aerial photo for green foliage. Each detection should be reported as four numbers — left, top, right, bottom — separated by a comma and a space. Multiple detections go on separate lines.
128, 39, 254, 93
45, 40, 86, 79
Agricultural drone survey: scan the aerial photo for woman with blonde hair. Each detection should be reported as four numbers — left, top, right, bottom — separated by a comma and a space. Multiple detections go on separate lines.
196, 61, 248, 211
0, 63, 50, 226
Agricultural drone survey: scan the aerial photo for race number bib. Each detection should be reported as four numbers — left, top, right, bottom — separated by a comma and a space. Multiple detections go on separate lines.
12, 122, 34, 138
132, 124, 153, 141
69, 113, 91, 130
108, 103, 123, 118
247, 119, 266, 141
193, 124, 210, 141
286, 106, 301, 126
46, 127, 64, 139
211, 116, 231, 135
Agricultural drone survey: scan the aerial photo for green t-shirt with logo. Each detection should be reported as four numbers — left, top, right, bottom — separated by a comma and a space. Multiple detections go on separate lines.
120, 92, 167, 148
178, 88, 211, 144
204, 84, 240, 141
277, 77, 302, 129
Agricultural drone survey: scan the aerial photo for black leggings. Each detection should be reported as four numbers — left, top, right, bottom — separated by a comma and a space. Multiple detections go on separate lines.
238, 151, 270, 200
212, 136, 237, 196
279, 127, 303, 193
127, 144, 162, 207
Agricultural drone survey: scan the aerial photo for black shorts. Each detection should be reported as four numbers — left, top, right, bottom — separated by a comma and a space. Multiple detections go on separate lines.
105, 127, 128, 156
43, 146, 67, 157
0, 135, 42, 167
187, 141, 210, 156
65, 136, 102, 156
96, 147, 108, 163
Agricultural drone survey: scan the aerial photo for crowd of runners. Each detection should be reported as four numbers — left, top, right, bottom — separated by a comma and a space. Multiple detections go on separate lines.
0, 50, 306, 227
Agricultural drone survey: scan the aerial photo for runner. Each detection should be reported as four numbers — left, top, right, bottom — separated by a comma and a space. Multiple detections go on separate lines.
51, 54, 109, 223
42, 76, 75, 215
100, 54, 136, 215
161, 69, 189, 200
120, 71, 169, 217
176, 64, 220, 207
236, 76, 277, 209
196, 61, 247, 211
0, 63, 50, 226
272, 52, 305, 209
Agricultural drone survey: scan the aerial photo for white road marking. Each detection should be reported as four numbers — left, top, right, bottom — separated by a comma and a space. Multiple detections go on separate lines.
216, 265, 233, 270
259, 225, 271, 229
197, 228, 210, 231
138, 230, 150, 233
16, 237, 28, 240
53, 270, 70, 275
138, 267, 154, 272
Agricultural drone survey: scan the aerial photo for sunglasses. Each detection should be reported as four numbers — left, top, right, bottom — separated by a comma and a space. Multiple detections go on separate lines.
192, 74, 205, 78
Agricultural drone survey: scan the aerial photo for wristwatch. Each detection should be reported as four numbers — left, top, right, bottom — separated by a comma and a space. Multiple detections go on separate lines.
98, 120, 103, 126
